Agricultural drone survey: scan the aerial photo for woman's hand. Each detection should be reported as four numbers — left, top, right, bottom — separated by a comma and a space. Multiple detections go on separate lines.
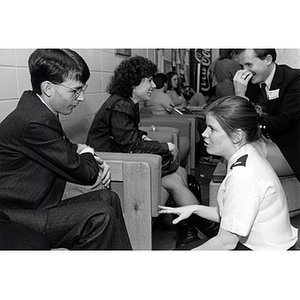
158, 205, 199, 224
94, 155, 111, 188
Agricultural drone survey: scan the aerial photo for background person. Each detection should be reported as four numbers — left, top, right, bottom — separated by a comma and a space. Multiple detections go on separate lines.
0, 49, 131, 250
143, 72, 175, 115
159, 96, 298, 250
166, 71, 206, 107
211, 49, 241, 98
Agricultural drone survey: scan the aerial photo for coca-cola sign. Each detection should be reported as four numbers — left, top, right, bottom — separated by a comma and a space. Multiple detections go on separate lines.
191, 49, 212, 95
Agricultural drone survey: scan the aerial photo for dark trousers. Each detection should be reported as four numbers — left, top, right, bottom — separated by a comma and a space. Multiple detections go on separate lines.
3, 190, 132, 250
0, 211, 51, 250
175, 237, 251, 250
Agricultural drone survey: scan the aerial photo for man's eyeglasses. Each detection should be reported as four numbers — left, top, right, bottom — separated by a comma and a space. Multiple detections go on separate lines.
53, 83, 88, 99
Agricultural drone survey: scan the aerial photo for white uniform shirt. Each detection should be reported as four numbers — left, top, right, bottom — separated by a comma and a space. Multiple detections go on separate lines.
217, 143, 298, 250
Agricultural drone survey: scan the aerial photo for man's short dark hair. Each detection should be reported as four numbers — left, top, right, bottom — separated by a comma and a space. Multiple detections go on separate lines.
153, 73, 167, 89
233, 49, 277, 62
28, 49, 90, 95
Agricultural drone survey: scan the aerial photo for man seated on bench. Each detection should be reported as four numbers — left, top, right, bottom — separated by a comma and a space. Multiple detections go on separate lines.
0, 49, 131, 250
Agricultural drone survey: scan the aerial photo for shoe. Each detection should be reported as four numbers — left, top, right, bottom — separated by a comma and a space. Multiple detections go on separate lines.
199, 156, 219, 166
175, 219, 201, 248
200, 220, 220, 238
189, 214, 219, 239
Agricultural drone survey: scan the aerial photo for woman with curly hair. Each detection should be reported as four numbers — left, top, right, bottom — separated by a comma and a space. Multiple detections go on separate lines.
87, 56, 218, 248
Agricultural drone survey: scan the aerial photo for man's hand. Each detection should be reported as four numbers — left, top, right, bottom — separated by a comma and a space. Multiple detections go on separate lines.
94, 155, 111, 188
77, 143, 94, 155
233, 70, 253, 97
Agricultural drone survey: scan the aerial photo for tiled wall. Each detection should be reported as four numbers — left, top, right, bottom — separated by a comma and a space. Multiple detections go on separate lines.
2, 48, 298, 124
0, 48, 157, 123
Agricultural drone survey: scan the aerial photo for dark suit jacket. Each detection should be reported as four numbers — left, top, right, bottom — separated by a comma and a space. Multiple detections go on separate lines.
87, 94, 170, 154
246, 64, 300, 179
0, 91, 99, 211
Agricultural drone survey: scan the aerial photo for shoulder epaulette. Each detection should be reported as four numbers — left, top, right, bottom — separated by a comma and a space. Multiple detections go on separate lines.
230, 154, 248, 170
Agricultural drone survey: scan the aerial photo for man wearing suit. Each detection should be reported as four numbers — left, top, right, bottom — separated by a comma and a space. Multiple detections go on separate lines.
0, 49, 132, 250
233, 49, 300, 181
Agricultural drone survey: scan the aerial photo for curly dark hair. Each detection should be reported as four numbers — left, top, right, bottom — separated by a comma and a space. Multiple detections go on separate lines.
107, 55, 158, 98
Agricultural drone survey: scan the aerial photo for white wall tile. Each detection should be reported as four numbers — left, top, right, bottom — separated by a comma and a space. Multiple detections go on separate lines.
87, 71, 103, 93
82, 93, 104, 116
101, 51, 118, 72
132, 49, 147, 57
102, 92, 110, 102
78, 49, 102, 71
0, 68, 18, 99
16, 68, 31, 97
0, 49, 16, 66
116, 55, 126, 66
0, 100, 18, 122
102, 72, 113, 92
102, 49, 115, 54
68, 101, 84, 119
15, 49, 34, 67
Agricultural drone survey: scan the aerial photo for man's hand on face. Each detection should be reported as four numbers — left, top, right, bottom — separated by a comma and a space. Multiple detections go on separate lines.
233, 70, 253, 97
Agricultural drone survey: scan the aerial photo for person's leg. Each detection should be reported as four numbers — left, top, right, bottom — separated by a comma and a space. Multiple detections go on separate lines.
162, 167, 198, 207
160, 186, 171, 206
44, 190, 132, 250
162, 167, 219, 247
0, 211, 51, 250
162, 167, 200, 247
61, 179, 104, 200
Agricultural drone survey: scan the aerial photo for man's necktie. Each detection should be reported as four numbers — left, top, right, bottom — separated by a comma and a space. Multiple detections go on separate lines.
259, 82, 268, 113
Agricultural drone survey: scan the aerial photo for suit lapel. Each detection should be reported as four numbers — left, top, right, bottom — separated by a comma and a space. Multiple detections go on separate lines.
270, 64, 283, 90
268, 64, 284, 115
